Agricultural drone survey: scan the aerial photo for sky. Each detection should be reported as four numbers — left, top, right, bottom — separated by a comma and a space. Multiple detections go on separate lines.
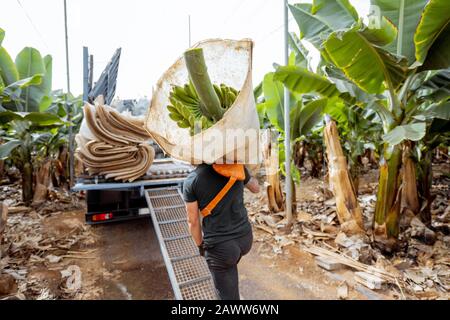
1, 0, 370, 99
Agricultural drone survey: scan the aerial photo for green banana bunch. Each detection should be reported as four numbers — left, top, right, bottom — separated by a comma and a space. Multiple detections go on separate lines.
167, 81, 239, 135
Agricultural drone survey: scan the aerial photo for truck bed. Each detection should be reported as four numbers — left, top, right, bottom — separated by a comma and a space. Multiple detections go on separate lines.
72, 158, 194, 191
72, 158, 194, 224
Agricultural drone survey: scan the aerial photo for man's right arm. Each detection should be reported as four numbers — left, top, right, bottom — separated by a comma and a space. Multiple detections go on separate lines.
243, 167, 260, 194
245, 177, 260, 193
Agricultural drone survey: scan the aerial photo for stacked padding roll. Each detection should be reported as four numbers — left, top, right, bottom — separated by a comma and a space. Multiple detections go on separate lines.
75, 102, 155, 182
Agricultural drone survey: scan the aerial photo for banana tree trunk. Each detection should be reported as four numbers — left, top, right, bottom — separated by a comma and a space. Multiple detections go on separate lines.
0, 202, 7, 243
418, 149, 433, 226
323, 119, 364, 234
309, 153, 322, 178
266, 154, 285, 213
293, 141, 305, 168
350, 161, 361, 194
0, 160, 4, 179
291, 177, 297, 214
22, 162, 33, 205
53, 146, 69, 188
374, 145, 403, 239
402, 142, 420, 215
267, 173, 284, 213
263, 130, 284, 213
33, 159, 52, 204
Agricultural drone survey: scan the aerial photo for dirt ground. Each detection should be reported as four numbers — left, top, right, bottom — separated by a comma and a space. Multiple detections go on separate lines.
239, 240, 368, 300
75, 218, 174, 300
46, 212, 366, 300
35, 212, 372, 300
1, 165, 449, 300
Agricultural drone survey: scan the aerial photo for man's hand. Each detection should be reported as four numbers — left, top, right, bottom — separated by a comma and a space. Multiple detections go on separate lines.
245, 177, 260, 194
185, 201, 203, 246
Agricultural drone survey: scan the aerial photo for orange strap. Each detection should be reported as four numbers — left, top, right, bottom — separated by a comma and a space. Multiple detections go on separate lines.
200, 176, 237, 217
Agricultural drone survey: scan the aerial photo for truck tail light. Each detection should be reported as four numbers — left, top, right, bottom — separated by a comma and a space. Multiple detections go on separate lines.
92, 213, 113, 222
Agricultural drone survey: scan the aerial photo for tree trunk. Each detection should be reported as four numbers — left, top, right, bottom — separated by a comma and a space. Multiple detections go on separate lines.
53, 145, 68, 188
74, 153, 85, 178
266, 163, 284, 213
402, 142, 420, 215
22, 162, 33, 205
350, 162, 360, 194
263, 130, 284, 213
323, 119, 364, 234
291, 177, 297, 214
0, 202, 7, 243
418, 150, 434, 226
293, 141, 306, 168
0, 160, 4, 179
374, 145, 403, 240
33, 159, 52, 204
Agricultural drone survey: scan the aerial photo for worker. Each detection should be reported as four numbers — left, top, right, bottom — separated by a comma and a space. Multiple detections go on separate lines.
183, 163, 260, 300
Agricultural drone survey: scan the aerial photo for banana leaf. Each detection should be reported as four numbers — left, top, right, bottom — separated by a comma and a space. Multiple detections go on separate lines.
324, 29, 409, 94
311, 0, 358, 30
414, 0, 450, 70
274, 65, 340, 97
289, 3, 333, 49
0, 139, 22, 160
371, 0, 428, 64
0, 47, 19, 86
15, 47, 50, 112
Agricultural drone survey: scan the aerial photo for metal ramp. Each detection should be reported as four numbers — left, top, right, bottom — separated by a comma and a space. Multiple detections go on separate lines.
145, 187, 218, 300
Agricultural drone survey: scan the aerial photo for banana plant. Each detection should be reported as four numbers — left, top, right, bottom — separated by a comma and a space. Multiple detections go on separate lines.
0, 28, 52, 112
277, 0, 450, 243
0, 75, 43, 111
257, 63, 327, 182
323, 99, 383, 190
0, 111, 66, 204
407, 68, 450, 224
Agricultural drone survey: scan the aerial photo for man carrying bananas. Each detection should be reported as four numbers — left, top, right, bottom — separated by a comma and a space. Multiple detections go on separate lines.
183, 163, 260, 300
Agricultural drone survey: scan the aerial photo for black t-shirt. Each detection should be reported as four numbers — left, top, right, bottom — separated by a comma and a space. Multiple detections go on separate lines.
182, 164, 252, 247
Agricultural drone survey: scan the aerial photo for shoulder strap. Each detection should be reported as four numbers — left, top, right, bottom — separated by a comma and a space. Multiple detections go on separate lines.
200, 176, 237, 217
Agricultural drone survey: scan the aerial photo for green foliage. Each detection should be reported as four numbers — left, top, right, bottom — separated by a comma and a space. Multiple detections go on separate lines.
414, 0, 450, 70
14, 47, 52, 112
289, 3, 333, 48
274, 66, 341, 97
371, 0, 429, 63
324, 28, 409, 94
0, 75, 43, 110
0, 27, 81, 202
0, 29, 53, 112
383, 122, 427, 145
284, 0, 450, 238
0, 139, 22, 160
311, 0, 358, 30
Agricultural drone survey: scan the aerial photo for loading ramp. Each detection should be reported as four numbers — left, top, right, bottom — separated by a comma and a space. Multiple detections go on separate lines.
145, 187, 218, 300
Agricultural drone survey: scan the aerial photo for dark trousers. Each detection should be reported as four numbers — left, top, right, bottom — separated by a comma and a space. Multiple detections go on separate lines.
205, 231, 253, 300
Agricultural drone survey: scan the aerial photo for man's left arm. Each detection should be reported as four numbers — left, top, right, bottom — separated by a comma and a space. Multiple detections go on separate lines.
182, 175, 204, 252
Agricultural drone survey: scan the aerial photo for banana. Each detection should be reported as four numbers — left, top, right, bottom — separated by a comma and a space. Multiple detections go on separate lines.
167, 82, 240, 135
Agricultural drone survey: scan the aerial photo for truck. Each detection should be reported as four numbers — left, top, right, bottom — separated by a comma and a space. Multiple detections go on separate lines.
72, 156, 194, 224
